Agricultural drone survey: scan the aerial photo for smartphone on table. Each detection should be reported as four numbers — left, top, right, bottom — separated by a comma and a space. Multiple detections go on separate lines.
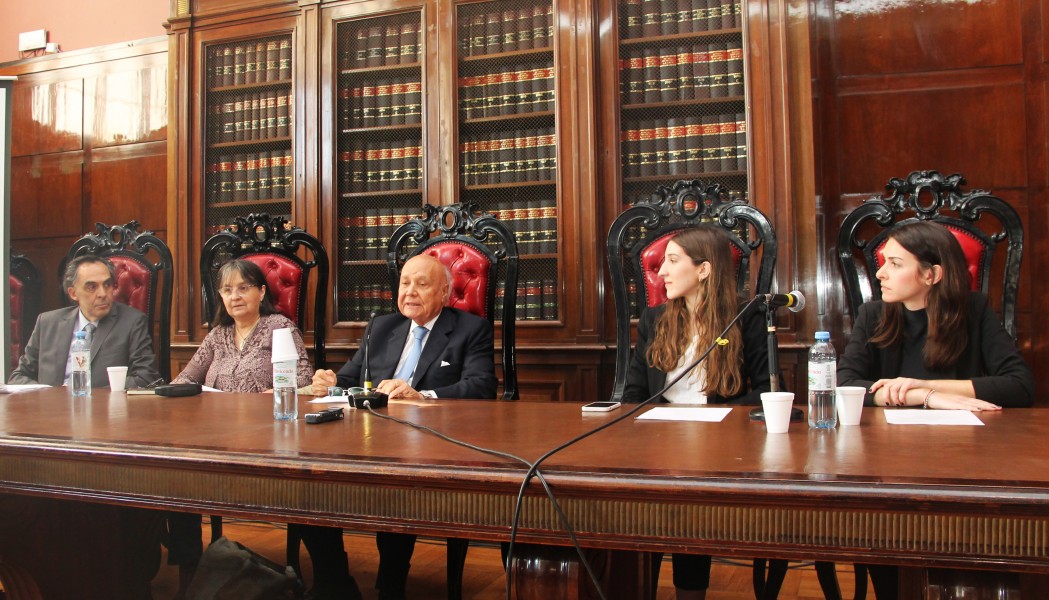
581, 401, 622, 412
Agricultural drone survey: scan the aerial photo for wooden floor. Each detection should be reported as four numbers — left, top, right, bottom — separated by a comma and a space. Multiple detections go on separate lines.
149, 518, 864, 599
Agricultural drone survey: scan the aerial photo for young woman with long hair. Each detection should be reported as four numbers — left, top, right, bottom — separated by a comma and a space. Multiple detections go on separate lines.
838, 220, 1033, 410
623, 225, 772, 599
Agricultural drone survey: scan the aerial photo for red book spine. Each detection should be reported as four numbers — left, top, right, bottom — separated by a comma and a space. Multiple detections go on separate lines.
685, 117, 703, 174
653, 121, 669, 176
708, 42, 728, 97
727, 40, 744, 96
677, 48, 694, 101
692, 45, 711, 98
719, 118, 736, 171
404, 80, 422, 124
667, 118, 687, 175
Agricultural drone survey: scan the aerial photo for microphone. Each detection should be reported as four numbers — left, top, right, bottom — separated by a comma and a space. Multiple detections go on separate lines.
759, 290, 805, 313
351, 312, 388, 409
362, 312, 376, 391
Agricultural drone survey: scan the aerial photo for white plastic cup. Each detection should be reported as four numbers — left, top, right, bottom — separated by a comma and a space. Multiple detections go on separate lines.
760, 392, 795, 434
107, 366, 129, 392
271, 328, 298, 363
836, 386, 866, 426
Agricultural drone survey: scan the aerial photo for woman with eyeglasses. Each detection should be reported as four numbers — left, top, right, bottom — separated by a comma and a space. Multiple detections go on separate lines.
172, 258, 313, 391
623, 225, 772, 600
168, 259, 315, 598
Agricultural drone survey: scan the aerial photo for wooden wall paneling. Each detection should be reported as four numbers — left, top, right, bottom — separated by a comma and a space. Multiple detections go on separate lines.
83, 57, 168, 148
87, 141, 168, 230
8, 236, 80, 309
10, 77, 84, 157
834, 0, 1022, 77
167, 18, 193, 345
10, 153, 84, 240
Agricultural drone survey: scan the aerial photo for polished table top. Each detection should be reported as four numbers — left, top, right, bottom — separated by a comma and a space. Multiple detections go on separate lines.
1, 388, 1048, 568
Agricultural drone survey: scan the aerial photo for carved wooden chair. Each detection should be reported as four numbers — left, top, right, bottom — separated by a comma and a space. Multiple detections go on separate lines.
606, 178, 777, 403
201, 213, 329, 366
387, 202, 520, 401
831, 170, 1024, 600
607, 179, 788, 599
200, 213, 327, 561
63, 221, 173, 380
387, 202, 519, 600
837, 170, 1023, 338
9, 254, 41, 373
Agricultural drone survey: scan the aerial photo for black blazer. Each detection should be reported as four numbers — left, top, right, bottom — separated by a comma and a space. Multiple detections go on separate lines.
623, 301, 771, 405
837, 293, 1034, 407
335, 307, 498, 399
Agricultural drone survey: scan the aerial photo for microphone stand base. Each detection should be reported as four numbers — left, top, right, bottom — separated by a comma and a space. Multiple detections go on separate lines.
350, 391, 389, 409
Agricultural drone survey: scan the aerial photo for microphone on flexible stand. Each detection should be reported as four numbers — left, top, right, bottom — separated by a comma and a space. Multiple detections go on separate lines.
350, 312, 389, 409
749, 291, 805, 422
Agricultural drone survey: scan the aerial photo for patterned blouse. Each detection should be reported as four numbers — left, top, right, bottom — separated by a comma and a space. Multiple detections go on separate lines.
172, 313, 313, 392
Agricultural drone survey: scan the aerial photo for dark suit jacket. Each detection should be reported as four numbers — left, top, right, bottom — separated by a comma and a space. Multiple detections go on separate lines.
336, 307, 498, 399
837, 292, 1034, 407
623, 301, 771, 405
9, 303, 161, 388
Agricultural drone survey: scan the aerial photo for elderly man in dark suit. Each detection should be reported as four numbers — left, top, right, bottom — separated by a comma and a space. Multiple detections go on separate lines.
10, 255, 161, 388
300, 253, 498, 600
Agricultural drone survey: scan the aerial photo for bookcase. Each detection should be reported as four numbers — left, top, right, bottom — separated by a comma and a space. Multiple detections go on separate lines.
333, 10, 424, 322
454, 0, 559, 322
202, 33, 294, 237
615, 0, 747, 317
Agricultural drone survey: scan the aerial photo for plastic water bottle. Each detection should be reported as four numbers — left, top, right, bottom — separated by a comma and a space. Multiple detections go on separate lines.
807, 331, 837, 429
70, 331, 92, 396
272, 359, 298, 421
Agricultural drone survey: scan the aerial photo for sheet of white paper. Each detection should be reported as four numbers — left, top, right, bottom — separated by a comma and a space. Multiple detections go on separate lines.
883, 409, 984, 426
201, 385, 224, 393
636, 406, 732, 422
0, 384, 51, 394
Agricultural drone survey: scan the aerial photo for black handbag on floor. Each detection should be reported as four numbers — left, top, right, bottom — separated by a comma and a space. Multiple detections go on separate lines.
186, 536, 301, 600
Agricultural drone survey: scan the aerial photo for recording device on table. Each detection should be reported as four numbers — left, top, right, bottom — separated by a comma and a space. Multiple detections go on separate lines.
305, 406, 345, 424
128, 378, 202, 397
749, 291, 805, 423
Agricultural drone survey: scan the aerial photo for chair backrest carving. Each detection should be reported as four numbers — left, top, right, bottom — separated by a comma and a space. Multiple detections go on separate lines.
201, 213, 329, 366
63, 221, 173, 380
387, 203, 519, 400
10, 254, 41, 372
837, 170, 1023, 339
607, 179, 777, 402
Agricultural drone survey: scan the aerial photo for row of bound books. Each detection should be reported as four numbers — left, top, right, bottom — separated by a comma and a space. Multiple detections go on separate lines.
620, 114, 746, 177
503, 279, 558, 320
621, 0, 741, 39
341, 21, 421, 69
459, 60, 554, 120
338, 77, 423, 129
461, 127, 557, 186
458, 3, 554, 57
338, 285, 394, 322
486, 200, 558, 255
337, 278, 558, 321
337, 209, 416, 262
339, 139, 423, 193
205, 212, 291, 237
620, 41, 743, 104
207, 90, 291, 144
208, 38, 291, 89
206, 150, 294, 203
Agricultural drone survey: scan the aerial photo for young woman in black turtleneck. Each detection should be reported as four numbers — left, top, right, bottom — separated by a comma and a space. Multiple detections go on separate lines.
838, 220, 1033, 410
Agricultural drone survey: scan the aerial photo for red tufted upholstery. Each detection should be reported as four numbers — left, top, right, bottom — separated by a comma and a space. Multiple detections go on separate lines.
9, 275, 24, 371
243, 253, 305, 324
873, 224, 982, 291
108, 255, 155, 315
421, 242, 493, 318
639, 232, 746, 307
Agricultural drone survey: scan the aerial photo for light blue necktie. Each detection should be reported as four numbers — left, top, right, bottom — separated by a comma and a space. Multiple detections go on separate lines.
394, 326, 427, 383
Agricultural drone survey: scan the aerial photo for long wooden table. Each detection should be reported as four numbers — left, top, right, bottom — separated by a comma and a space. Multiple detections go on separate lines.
1, 388, 1048, 598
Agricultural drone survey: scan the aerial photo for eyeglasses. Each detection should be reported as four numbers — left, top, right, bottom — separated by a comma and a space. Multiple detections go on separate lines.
219, 284, 258, 297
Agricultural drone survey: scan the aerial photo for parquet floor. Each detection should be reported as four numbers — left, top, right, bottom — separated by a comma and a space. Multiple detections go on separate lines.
150, 518, 863, 599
